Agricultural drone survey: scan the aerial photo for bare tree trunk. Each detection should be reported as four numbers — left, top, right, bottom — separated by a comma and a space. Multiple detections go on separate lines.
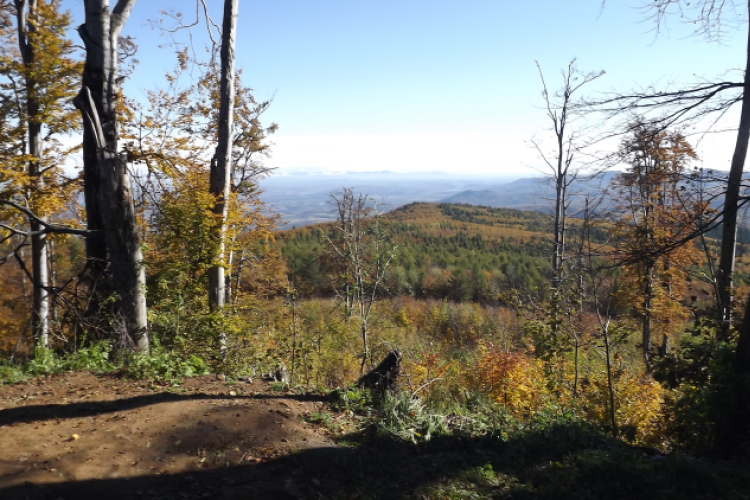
208, 0, 238, 358
289, 288, 297, 383
643, 261, 654, 367
30, 221, 49, 347
718, 4, 750, 334
15, 0, 50, 348
48, 238, 58, 328
74, 0, 148, 353
603, 320, 618, 439
98, 149, 148, 351
360, 323, 369, 375
225, 247, 234, 305
234, 248, 245, 304
551, 173, 564, 335
720, 291, 750, 451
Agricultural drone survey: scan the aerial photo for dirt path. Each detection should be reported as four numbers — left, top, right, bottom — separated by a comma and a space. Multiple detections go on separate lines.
0, 373, 345, 499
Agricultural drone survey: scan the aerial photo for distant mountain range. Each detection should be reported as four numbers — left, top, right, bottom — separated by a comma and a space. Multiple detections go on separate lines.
259, 170, 730, 229
259, 171, 522, 228
442, 172, 620, 214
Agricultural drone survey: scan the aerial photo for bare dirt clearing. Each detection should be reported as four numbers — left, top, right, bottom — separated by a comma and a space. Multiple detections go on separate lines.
0, 372, 344, 499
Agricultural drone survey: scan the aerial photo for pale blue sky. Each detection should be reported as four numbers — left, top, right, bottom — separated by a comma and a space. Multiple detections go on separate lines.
63, 0, 747, 175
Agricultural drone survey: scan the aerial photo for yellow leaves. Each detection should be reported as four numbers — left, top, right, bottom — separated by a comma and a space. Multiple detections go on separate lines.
581, 370, 666, 447
463, 343, 549, 416
407, 351, 450, 391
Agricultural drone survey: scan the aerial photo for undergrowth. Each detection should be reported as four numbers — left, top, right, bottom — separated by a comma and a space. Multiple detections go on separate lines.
0, 342, 210, 384
325, 387, 750, 500
0, 342, 116, 383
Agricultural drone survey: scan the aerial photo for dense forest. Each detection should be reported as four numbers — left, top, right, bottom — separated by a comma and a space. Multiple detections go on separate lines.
281, 203, 552, 300
4, 0, 750, 498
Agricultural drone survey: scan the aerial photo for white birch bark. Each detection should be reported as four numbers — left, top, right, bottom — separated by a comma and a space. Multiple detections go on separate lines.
14, 0, 50, 347
208, 0, 239, 356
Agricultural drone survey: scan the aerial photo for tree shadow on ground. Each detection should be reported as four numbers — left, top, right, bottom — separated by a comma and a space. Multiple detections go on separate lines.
3, 420, 749, 500
0, 391, 329, 426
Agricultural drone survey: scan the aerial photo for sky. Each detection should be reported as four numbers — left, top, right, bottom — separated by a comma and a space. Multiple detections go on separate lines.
62, 0, 749, 176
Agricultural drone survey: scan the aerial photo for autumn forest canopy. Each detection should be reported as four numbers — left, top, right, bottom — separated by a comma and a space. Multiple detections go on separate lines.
5, 1, 750, 497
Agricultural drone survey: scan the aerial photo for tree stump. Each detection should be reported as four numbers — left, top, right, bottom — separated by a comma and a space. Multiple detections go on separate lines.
358, 350, 402, 395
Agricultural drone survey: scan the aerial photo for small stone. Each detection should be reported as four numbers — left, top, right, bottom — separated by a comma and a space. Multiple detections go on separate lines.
229, 391, 236, 397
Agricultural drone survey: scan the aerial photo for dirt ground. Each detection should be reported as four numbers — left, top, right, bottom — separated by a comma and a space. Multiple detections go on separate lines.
0, 372, 349, 499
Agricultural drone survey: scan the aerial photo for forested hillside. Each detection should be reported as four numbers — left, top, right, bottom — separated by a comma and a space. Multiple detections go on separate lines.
279, 200, 741, 305
281, 203, 562, 299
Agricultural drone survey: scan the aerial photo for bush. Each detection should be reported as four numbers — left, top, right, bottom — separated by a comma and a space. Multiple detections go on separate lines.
23, 346, 65, 376
660, 319, 735, 452
0, 361, 26, 384
63, 341, 116, 373
0, 341, 117, 384
464, 343, 550, 416
124, 347, 209, 382
581, 369, 666, 447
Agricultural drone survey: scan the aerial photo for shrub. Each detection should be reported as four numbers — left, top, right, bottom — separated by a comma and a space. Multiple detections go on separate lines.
464, 343, 549, 417
124, 348, 209, 382
581, 369, 666, 447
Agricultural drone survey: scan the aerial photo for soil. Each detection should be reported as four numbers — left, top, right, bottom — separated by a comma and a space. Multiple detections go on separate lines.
0, 372, 347, 499
5, 372, 745, 500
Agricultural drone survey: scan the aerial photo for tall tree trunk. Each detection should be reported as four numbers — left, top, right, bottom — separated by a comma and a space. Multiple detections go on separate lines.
48, 238, 58, 328
720, 292, 750, 451
74, 0, 148, 352
551, 173, 564, 335
15, 0, 50, 347
27, 71, 50, 349
603, 320, 618, 439
718, 3, 750, 335
30, 218, 49, 347
643, 261, 654, 367
208, 0, 238, 356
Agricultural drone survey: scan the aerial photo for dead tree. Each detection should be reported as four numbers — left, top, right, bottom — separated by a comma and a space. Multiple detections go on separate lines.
532, 59, 603, 336
327, 188, 397, 375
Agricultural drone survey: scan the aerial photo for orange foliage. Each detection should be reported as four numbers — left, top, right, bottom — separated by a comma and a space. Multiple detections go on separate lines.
611, 122, 699, 342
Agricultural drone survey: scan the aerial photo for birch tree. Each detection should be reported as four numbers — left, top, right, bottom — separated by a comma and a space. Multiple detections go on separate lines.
208, 0, 238, 354
0, 0, 81, 348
